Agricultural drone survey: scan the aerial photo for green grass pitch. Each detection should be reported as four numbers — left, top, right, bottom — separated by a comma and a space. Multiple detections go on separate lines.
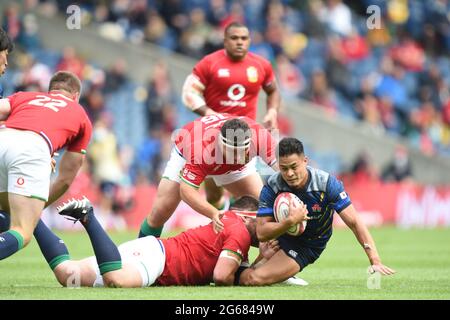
1, 227, 449, 300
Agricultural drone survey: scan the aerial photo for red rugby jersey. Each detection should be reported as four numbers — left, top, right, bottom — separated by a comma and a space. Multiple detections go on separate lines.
174, 113, 277, 188
193, 49, 275, 120
5, 91, 92, 154
156, 211, 251, 285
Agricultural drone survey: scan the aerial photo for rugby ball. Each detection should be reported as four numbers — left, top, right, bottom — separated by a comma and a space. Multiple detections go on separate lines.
273, 192, 307, 236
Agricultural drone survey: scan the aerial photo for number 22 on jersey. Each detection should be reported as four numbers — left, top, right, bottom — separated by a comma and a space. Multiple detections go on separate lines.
28, 94, 68, 112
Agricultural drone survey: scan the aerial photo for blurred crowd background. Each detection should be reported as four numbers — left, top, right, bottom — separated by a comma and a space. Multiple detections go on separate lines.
1, 0, 449, 229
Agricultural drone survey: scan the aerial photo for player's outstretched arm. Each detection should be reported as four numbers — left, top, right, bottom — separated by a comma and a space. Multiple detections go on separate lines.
256, 216, 288, 242
179, 181, 224, 233
46, 151, 84, 207
339, 204, 396, 276
262, 82, 280, 130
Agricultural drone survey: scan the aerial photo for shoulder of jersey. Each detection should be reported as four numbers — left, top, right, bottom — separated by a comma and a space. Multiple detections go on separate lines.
204, 49, 226, 62
266, 172, 290, 193
306, 166, 330, 192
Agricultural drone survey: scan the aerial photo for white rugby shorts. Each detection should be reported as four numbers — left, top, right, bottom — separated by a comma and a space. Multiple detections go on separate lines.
0, 128, 51, 201
162, 147, 258, 187
89, 236, 166, 287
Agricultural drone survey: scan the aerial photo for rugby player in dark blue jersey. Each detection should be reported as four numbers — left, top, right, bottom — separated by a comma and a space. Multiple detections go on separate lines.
0, 27, 13, 98
0, 27, 14, 232
239, 137, 395, 285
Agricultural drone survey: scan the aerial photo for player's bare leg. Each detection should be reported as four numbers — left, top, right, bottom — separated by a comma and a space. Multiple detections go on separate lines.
9, 193, 43, 245
0, 192, 10, 212
57, 198, 124, 282
53, 259, 143, 288
8, 194, 43, 243
223, 172, 264, 199
239, 250, 300, 286
0, 193, 43, 259
101, 263, 143, 288
204, 177, 226, 209
53, 259, 98, 287
140, 178, 181, 237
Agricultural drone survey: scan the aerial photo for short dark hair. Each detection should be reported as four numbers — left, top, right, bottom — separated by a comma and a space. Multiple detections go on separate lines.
220, 118, 251, 147
0, 28, 14, 53
277, 137, 305, 158
48, 71, 81, 95
230, 196, 259, 211
224, 22, 248, 36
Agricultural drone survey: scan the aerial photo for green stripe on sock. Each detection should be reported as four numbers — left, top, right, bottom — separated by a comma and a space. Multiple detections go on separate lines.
140, 220, 163, 237
48, 254, 71, 270
7, 230, 24, 250
99, 261, 122, 275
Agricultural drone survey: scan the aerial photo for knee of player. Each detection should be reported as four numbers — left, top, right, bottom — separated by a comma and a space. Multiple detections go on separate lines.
57, 273, 69, 287
102, 272, 125, 288
54, 264, 78, 287
245, 270, 270, 286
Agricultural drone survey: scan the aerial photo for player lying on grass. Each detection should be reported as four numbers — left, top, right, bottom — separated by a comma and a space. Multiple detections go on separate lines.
34, 196, 279, 287
238, 137, 395, 286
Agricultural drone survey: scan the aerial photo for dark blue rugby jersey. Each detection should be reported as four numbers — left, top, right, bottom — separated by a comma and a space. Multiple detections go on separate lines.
0, 83, 3, 98
258, 166, 352, 249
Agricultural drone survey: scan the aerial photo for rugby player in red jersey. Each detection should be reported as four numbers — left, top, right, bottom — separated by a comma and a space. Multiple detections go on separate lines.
138, 114, 278, 237
36, 196, 270, 288
182, 22, 281, 211
182, 22, 280, 128
0, 71, 92, 260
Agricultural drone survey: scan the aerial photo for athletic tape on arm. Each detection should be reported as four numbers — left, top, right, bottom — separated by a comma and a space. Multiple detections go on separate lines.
182, 74, 207, 111
219, 250, 242, 265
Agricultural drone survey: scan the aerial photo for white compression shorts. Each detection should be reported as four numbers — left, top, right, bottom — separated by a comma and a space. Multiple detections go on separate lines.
0, 128, 51, 201
162, 147, 258, 187
89, 236, 166, 287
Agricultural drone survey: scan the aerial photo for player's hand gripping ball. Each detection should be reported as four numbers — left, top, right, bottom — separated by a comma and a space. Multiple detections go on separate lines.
273, 192, 307, 236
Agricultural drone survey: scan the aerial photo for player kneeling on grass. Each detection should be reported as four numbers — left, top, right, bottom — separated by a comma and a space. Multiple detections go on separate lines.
238, 137, 395, 286
35, 196, 275, 288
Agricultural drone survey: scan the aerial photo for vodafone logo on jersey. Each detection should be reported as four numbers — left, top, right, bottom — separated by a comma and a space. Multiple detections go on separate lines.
15, 177, 25, 188
221, 84, 246, 107
228, 84, 246, 100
